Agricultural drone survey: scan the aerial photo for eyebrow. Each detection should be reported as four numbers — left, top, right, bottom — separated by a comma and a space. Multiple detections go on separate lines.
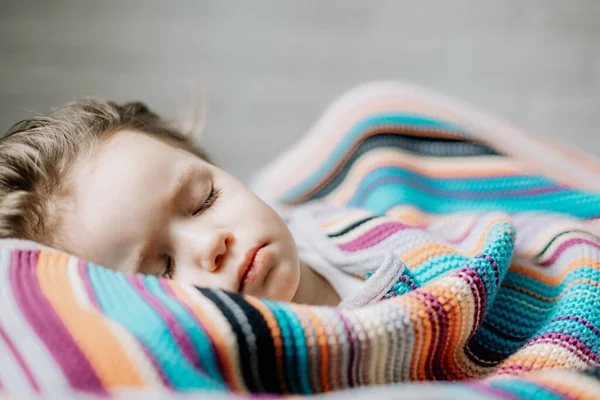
166, 164, 199, 207
132, 164, 199, 274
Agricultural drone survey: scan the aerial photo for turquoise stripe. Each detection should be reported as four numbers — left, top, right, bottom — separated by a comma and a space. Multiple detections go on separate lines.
282, 113, 474, 202
88, 265, 224, 390
485, 292, 552, 342
350, 167, 558, 202
505, 267, 598, 301
142, 276, 222, 382
413, 254, 467, 282
488, 379, 565, 400
359, 184, 600, 218
263, 300, 314, 394
472, 324, 524, 355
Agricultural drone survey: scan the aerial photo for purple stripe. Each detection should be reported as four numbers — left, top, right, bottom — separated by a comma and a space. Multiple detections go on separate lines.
457, 267, 487, 330
495, 364, 533, 375
127, 275, 200, 369
333, 309, 356, 388
411, 290, 447, 380
80, 261, 172, 388
551, 316, 600, 338
0, 322, 40, 392
78, 261, 100, 309
398, 276, 418, 290
10, 250, 105, 395
538, 238, 600, 267
338, 222, 408, 252
159, 280, 221, 374
475, 254, 500, 288
354, 176, 564, 205
528, 332, 600, 363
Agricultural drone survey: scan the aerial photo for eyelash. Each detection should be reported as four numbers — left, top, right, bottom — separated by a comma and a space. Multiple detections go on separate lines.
162, 186, 221, 279
192, 187, 221, 216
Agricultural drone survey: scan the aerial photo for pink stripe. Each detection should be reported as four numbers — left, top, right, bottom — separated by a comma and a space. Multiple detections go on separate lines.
528, 332, 600, 363
10, 250, 105, 394
0, 323, 40, 392
438, 214, 484, 245
538, 238, 600, 266
159, 280, 222, 374
551, 316, 600, 338
78, 260, 101, 310
127, 276, 199, 369
338, 222, 409, 252
332, 309, 356, 387
457, 267, 487, 330
467, 381, 520, 400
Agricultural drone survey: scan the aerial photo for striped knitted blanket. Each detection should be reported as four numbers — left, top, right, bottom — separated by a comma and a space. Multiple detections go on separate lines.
2, 82, 600, 399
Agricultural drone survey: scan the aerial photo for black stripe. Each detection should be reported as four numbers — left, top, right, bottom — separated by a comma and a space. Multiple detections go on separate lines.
301, 133, 501, 202
198, 288, 259, 392
359, 133, 499, 157
223, 291, 282, 393
327, 215, 378, 238
535, 229, 600, 258
582, 366, 600, 379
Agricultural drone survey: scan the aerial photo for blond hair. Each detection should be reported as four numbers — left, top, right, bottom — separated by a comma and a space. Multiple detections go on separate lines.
0, 99, 208, 245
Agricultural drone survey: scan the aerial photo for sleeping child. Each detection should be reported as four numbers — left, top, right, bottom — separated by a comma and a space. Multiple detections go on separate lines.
2, 82, 600, 397
0, 82, 599, 310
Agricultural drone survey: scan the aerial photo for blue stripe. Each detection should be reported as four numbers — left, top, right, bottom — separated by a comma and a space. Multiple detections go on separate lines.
88, 265, 224, 390
357, 183, 600, 218
348, 168, 558, 205
263, 300, 312, 394
142, 276, 223, 383
488, 379, 565, 400
282, 113, 474, 202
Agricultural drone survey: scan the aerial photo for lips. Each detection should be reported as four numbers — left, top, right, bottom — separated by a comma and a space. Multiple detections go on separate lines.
237, 244, 266, 292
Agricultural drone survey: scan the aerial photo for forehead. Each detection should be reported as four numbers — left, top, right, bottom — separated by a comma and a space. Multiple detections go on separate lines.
61, 130, 193, 269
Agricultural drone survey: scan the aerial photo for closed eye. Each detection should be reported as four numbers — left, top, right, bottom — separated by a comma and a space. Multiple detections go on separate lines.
163, 256, 174, 279
192, 187, 221, 216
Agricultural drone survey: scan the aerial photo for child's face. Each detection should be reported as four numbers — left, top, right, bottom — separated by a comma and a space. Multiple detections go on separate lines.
60, 130, 300, 301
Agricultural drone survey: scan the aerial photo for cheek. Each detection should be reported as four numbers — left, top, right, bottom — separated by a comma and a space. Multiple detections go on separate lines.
263, 254, 300, 302
173, 266, 231, 291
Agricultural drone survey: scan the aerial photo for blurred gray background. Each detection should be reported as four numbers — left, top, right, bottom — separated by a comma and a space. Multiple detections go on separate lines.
1, 0, 599, 181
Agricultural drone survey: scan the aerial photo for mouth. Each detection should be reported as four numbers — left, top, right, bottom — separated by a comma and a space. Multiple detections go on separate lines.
237, 244, 267, 293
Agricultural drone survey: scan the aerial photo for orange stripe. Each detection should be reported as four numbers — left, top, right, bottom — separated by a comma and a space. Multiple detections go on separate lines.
305, 309, 331, 392
324, 151, 531, 206
245, 296, 288, 393
509, 257, 600, 286
397, 294, 431, 380
37, 251, 144, 388
503, 278, 600, 302
429, 284, 468, 380
525, 373, 599, 400
402, 243, 461, 269
168, 283, 244, 392
386, 206, 431, 226
401, 219, 512, 269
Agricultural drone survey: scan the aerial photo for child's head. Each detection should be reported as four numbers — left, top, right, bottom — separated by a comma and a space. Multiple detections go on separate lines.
0, 99, 300, 301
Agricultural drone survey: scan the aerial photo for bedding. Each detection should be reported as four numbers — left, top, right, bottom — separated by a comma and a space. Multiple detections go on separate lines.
2, 82, 600, 399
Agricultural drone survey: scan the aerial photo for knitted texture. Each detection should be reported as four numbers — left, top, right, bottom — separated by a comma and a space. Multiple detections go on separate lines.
2, 82, 600, 399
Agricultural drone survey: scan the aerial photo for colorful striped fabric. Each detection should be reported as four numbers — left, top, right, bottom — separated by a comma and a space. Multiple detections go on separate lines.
2, 82, 600, 399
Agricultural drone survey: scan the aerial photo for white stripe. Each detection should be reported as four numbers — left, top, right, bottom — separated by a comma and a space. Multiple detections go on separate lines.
0, 325, 33, 398
0, 248, 70, 395
66, 258, 163, 387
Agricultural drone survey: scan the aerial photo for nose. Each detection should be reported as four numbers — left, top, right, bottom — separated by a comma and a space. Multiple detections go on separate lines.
176, 226, 233, 273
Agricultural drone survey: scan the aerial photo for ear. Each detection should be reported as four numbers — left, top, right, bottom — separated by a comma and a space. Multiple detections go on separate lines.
178, 80, 208, 141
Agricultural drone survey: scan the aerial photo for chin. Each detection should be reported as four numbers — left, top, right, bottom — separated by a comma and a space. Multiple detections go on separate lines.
259, 262, 300, 302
